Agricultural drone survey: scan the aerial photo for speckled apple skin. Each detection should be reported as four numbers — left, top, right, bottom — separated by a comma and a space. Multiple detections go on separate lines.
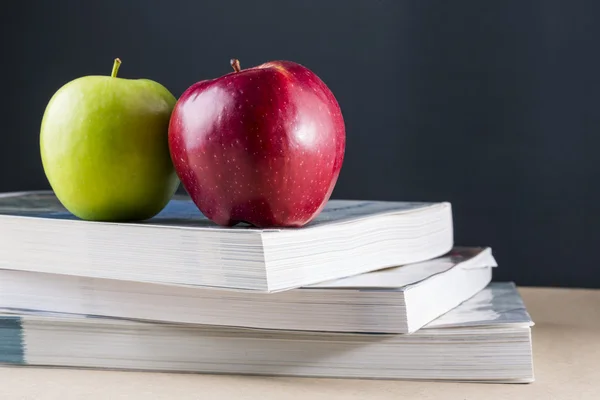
168, 60, 346, 228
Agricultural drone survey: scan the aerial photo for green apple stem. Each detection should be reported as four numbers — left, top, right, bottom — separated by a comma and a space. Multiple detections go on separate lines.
230, 59, 241, 73
111, 58, 122, 78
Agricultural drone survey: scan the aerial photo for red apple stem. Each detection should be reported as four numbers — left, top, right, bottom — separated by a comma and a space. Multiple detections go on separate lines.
111, 58, 122, 78
230, 58, 241, 73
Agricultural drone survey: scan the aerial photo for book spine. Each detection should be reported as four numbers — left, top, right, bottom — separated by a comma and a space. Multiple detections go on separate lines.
0, 316, 25, 365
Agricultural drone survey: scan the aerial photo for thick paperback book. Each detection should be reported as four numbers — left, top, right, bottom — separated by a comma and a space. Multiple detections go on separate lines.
0, 191, 453, 292
0, 247, 495, 333
0, 283, 534, 383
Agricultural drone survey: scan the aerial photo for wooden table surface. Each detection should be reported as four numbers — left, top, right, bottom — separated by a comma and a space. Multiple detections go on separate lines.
1, 286, 599, 399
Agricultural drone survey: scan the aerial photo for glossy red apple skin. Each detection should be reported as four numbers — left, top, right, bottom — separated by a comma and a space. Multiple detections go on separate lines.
168, 60, 345, 228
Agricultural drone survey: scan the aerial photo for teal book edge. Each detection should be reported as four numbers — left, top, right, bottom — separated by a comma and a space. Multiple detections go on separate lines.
0, 316, 24, 364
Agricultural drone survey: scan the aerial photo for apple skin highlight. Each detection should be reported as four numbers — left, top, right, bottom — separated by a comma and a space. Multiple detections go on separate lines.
168, 60, 346, 228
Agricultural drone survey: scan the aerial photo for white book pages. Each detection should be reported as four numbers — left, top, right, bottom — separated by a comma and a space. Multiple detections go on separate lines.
0, 283, 534, 383
0, 191, 454, 292
0, 247, 494, 333
309, 247, 495, 289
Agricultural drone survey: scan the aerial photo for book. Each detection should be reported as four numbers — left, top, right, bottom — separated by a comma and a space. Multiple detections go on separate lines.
0, 282, 534, 383
0, 247, 495, 333
0, 191, 453, 292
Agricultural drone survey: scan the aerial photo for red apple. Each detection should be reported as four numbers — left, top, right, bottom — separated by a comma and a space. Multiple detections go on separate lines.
168, 59, 346, 228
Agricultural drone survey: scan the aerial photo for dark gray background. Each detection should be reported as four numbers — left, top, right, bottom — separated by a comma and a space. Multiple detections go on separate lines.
1, 0, 598, 288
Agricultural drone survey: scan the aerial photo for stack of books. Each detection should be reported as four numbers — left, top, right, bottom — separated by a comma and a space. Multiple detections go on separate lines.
0, 191, 534, 383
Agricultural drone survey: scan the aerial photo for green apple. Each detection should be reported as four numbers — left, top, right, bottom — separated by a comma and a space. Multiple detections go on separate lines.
40, 58, 180, 221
